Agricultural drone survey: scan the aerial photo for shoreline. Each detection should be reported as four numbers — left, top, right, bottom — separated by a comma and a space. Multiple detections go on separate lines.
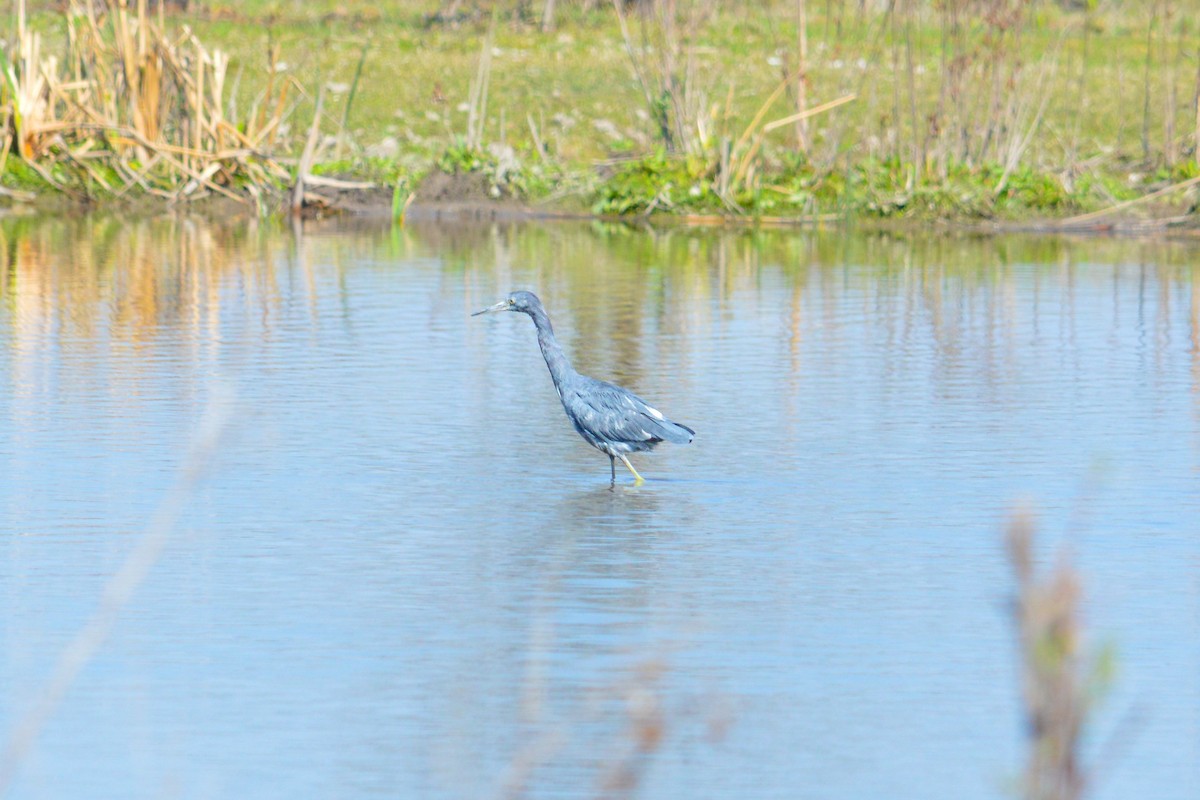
5, 170, 1199, 241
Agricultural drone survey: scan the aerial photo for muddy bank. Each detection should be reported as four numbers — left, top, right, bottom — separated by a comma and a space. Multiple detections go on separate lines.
5, 167, 1199, 240
288, 169, 1200, 237
292, 169, 592, 223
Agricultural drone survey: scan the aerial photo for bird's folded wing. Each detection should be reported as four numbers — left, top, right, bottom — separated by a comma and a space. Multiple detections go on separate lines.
565, 381, 666, 443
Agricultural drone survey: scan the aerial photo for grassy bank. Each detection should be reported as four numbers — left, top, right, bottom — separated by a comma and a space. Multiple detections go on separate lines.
3, 0, 1200, 223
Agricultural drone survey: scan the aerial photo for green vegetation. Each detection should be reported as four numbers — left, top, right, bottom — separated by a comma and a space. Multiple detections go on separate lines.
3, 0, 1200, 223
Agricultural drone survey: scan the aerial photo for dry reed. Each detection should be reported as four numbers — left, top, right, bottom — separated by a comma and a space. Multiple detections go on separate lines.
0, 0, 297, 204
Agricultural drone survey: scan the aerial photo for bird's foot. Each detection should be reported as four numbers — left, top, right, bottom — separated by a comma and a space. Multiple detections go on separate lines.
619, 454, 645, 485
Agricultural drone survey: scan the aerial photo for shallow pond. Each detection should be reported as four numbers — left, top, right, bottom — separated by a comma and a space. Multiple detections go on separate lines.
0, 215, 1197, 798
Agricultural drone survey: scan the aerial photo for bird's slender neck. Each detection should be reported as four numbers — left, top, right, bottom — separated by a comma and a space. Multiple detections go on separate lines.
526, 304, 575, 387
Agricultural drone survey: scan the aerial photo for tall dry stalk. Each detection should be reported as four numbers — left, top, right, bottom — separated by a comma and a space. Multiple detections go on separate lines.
1194, 43, 1200, 164
1142, 6, 1157, 163
1066, 6, 1090, 173
2, 8, 50, 160
794, 0, 810, 153
995, 48, 1060, 197
611, 0, 714, 155
466, 18, 496, 151
903, 3, 920, 174
335, 40, 371, 160
1163, 2, 1178, 167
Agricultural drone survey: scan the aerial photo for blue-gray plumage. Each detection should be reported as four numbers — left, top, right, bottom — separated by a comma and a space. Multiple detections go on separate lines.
472, 290, 694, 483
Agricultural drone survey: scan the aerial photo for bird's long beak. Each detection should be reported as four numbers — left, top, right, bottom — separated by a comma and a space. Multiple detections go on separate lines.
471, 300, 509, 316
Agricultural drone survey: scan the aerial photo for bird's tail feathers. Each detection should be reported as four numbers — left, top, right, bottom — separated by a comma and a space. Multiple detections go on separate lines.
645, 415, 694, 444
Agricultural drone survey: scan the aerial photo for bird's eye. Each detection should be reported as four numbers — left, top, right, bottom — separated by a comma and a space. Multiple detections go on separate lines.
508, 298, 515, 305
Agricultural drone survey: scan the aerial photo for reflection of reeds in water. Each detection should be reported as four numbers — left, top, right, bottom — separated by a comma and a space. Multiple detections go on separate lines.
0, 215, 422, 362
427, 218, 1200, 332
0, 216, 267, 346
4, 215, 1200, 430
412, 220, 1200, 425
496, 653, 682, 800
6, 217, 1200, 375
490, 480, 720, 800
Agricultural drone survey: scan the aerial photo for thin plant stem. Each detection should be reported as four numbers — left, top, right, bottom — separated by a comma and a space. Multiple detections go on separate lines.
0, 395, 234, 795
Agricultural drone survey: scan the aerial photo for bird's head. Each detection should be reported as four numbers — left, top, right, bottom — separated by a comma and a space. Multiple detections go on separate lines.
471, 290, 542, 317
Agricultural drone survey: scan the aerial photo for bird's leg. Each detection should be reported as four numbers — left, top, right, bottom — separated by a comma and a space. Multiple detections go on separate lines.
609, 455, 616, 484
618, 454, 645, 485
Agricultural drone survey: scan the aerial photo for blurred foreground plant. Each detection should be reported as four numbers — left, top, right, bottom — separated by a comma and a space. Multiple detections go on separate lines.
1007, 507, 1115, 800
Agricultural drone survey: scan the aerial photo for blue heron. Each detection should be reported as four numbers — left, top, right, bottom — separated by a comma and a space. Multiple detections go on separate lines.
473, 291, 694, 483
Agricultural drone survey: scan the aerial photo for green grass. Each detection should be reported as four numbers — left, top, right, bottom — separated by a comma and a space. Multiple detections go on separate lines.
5, 0, 1200, 220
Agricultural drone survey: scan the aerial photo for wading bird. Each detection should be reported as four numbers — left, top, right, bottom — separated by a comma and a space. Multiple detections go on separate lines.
473, 291, 694, 484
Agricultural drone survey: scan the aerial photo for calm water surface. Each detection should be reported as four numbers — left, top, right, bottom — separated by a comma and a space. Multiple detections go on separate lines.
0, 216, 1197, 798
